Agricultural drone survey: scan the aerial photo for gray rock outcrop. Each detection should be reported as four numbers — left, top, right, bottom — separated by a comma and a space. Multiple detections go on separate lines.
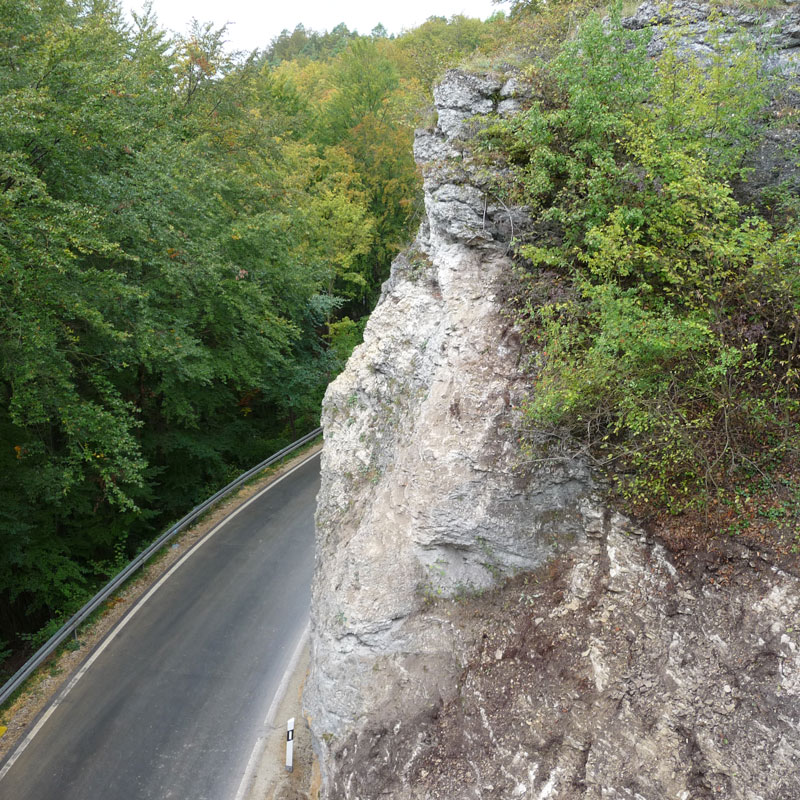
622, 0, 800, 58
303, 69, 599, 793
303, 4, 800, 798
330, 516, 800, 799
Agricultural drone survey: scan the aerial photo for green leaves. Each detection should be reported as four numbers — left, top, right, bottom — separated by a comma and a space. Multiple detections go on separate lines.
494, 2, 799, 511
320, 39, 399, 144
0, 0, 343, 650
651, 18, 769, 179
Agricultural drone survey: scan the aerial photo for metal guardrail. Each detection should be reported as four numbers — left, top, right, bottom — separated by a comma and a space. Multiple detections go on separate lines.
0, 427, 322, 708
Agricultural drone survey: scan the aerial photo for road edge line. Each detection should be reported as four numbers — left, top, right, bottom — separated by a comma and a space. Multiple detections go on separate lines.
233, 620, 311, 800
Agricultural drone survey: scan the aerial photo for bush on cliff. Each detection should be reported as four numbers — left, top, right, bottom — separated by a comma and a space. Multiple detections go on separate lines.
484, 3, 800, 511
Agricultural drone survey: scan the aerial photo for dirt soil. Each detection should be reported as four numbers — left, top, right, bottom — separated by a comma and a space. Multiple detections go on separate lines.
0, 442, 322, 764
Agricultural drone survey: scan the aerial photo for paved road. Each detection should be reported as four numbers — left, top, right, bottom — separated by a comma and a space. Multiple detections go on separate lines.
0, 452, 320, 800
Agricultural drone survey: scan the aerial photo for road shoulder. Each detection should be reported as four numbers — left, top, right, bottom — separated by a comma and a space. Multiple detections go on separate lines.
245, 640, 316, 800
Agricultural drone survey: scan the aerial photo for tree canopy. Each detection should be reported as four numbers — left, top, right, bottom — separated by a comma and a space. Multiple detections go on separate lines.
0, 0, 506, 667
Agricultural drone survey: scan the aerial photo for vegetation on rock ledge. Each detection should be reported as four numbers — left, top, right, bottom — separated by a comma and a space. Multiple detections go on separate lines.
483, 3, 800, 524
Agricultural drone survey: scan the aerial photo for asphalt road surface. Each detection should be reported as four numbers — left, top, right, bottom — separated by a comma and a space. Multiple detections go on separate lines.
0, 451, 320, 800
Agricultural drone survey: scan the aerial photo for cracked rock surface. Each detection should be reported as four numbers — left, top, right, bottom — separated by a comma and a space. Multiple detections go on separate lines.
623, 0, 800, 66
330, 517, 800, 800
303, 68, 598, 794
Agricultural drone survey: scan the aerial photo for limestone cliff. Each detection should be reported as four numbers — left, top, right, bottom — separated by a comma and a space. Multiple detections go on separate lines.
304, 68, 600, 777
304, 4, 800, 798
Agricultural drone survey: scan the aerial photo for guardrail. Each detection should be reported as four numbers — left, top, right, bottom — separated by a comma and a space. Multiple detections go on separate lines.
0, 427, 322, 708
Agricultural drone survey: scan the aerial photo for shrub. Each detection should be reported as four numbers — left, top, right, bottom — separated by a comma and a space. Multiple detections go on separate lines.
486, 3, 800, 511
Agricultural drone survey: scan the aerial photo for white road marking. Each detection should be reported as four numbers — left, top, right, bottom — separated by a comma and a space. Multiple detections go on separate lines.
233, 621, 310, 800
0, 450, 321, 783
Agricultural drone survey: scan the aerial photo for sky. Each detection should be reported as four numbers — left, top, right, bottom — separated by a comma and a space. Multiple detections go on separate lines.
121, 0, 504, 54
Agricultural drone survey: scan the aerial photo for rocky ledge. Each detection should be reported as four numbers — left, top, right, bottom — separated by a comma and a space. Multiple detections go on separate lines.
330, 516, 800, 799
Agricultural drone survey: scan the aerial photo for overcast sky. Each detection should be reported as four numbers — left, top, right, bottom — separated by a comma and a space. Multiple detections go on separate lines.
121, 0, 504, 53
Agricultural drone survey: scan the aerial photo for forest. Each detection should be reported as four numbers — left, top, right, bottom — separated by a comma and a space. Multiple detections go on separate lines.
0, 0, 511, 668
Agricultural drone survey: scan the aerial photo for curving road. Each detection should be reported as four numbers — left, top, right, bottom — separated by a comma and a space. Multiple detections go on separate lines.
0, 451, 320, 800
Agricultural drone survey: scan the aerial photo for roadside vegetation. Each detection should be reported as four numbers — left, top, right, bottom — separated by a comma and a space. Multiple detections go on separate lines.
481, 1, 800, 554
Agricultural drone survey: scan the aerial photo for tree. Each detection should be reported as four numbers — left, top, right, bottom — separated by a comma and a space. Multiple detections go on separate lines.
320, 39, 399, 143
0, 0, 333, 650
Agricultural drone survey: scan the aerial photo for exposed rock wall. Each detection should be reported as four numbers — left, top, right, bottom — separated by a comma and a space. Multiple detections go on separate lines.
303, 71, 600, 792
304, 3, 800, 798
623, 0, 800, 62
329, 515, 800, 800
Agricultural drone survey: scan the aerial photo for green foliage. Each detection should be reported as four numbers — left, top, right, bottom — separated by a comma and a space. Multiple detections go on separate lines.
314, 39, 419, 312
390, 14, 504, 94
320, 39, 399, 141
0, 639, 10, 677
0, 0, 365, 652
651, 19, 769, 180
498, 0, 547, 18
487, 3, 800, 511
265, 22, 359, 65
327, 316, 368, 365
269, 14, 510, 314
0, 0, 506, 662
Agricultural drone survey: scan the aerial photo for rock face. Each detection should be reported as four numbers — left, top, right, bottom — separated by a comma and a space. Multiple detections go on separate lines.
623, 0, 800, 65
303, 70, 599, 792
330, 516, 800, 800
304, 4, 800, 798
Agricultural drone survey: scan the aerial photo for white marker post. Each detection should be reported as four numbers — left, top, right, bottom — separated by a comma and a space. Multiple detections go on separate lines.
286, 717, 295, 772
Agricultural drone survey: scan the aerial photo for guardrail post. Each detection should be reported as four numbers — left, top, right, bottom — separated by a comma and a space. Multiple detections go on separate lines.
286, 717, 295, 772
